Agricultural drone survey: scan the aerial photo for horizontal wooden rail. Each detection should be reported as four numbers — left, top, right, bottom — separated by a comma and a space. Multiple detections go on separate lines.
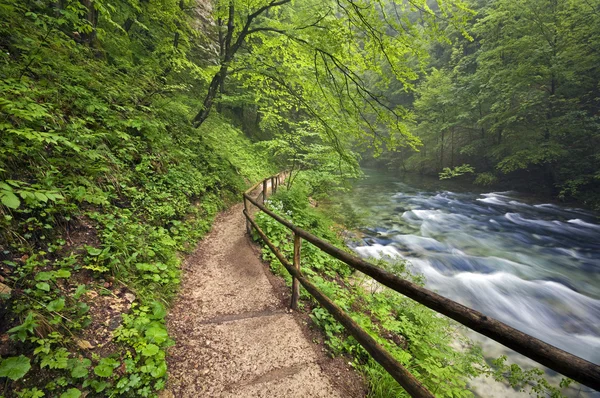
244, 210, 435, 398
243, 190, 600, 391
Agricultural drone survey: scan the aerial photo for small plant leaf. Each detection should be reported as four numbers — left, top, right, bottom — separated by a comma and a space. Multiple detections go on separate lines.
94, 358, 119, 377
35, 272, 53, 281
70, 358, 91, 378
60, 388, 81, 398
145, 324, 168, 344
150, 301, 166, 319
0, 355, 31, 380
54, 269, 71, 278
141, 344, 159, 357
1, 191, 20, 209
47, 297, 65, 312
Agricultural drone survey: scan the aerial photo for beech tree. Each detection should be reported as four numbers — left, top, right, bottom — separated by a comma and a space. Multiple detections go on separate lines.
194, 0, 472, 153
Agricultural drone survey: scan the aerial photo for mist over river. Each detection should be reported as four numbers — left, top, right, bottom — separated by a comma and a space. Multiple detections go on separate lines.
336, 169, 600, 373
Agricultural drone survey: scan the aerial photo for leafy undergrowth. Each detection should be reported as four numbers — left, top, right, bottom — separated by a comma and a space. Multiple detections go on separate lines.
0, 1, 274, 396
254, 176, 574, 398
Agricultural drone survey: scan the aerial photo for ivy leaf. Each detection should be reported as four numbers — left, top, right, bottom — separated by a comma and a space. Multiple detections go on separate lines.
60, 388, 81, 398
36, 282, 50, 291
47, 297, 65, 312
141, 344, 159, 357
94, 358, 119, 378
0, 355, 31, 380
1, 191, 20, 209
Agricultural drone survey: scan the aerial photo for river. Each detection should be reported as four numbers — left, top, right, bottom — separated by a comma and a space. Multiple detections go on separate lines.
334, 169, 600, 394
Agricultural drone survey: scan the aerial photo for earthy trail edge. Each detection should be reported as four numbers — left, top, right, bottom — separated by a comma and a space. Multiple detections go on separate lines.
164, 201, 365, 397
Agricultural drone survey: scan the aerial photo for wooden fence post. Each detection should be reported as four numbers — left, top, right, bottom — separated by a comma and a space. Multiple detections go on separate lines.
272, 176, 277, 194
262, 179, 268, 204
291, 233, 301, 310
243, 196, 251, 236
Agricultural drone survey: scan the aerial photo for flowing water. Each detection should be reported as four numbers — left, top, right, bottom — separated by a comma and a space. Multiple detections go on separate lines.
335, 169, 600, 393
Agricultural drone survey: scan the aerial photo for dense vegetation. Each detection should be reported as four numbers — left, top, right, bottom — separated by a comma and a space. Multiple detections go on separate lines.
0, 0, 276, 396
1, 0, 596, 396
376, 0, 600, 208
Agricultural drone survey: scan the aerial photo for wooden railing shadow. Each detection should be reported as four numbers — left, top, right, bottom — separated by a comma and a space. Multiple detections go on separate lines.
243, 173, 600, 397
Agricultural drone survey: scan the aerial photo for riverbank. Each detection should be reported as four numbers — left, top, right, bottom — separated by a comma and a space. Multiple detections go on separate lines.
360, 166, 600, 213
325, 169, 600, 396
250, 174, 588, 397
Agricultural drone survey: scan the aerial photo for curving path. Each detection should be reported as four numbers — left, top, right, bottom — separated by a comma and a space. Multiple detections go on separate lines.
164, 201, 362, 397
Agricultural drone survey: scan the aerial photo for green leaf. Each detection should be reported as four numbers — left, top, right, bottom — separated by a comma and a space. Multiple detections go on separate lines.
35, 272, 53, 281
73, 284, 86, 299
36, 282, 50, 291
86, 247, 103, 256
70, 358, 91, 378
145, 324, 168, 344
54, 269, 71, 278
141, 344, 159, 357
34, 192, 48, 203
1, 191, 20, 209
94, 358, 119, 377
60, 388, 81, 398
47, 297, 65, 312
150, 361, 167, 378
0, 355, 31, 380
90, 380, 110, 392
150, 301, 166, 319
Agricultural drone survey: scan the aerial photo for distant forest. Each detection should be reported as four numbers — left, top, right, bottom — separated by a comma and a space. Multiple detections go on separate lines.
372, 0, 600, 208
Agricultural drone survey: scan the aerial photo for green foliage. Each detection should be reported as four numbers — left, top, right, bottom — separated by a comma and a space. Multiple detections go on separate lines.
0, 355, 32, 381
491, 356, 573, 398
388, 0, 600, 207
439, 164, 475, 180
0, 0, 275, 395
474, 172, 497, 186
199, 0, 473, 156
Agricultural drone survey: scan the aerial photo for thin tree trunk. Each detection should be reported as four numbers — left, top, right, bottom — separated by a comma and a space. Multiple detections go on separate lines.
440, 130, 445, 170
80, 0, 99, 45
451, 128, 454, 168
192, 0, 291, 128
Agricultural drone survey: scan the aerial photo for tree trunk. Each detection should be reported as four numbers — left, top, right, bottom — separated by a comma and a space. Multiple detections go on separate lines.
439, 130, 445, 170
80, 0, 98, 46
193, 68, 227, 127
192, 0, 291, 128
450, 128, 455, 168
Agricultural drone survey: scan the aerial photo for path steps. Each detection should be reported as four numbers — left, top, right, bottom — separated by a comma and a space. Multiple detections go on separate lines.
165, 203, 349, 397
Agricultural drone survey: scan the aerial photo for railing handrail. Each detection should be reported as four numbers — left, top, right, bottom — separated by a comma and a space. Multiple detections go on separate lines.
242, 174, 600, 393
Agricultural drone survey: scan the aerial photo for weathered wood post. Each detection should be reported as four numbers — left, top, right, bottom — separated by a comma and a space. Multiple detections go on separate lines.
291, 233, 301, 310
243, 195, 251, 236
272, 176, 277, 194
262, 179, 268, 204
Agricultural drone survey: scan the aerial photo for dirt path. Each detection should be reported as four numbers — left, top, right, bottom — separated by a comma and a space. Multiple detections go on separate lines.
165, 202, 365, 397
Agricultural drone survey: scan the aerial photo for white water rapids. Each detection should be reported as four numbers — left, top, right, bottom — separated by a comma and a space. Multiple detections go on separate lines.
338, 171, 600, 395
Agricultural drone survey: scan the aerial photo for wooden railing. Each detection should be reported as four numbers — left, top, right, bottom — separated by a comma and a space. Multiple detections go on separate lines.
242, 174, 600, 396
